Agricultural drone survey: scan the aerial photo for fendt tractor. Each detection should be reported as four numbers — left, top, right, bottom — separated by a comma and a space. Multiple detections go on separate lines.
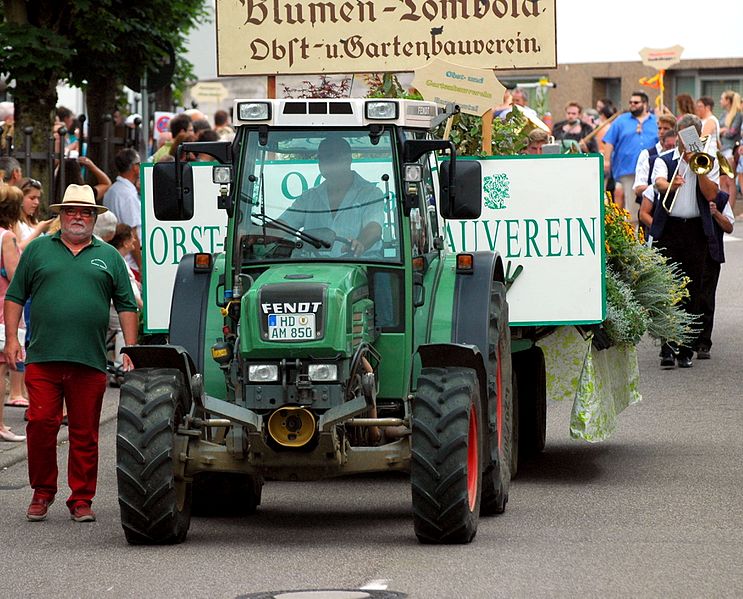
117, 98, 546, 545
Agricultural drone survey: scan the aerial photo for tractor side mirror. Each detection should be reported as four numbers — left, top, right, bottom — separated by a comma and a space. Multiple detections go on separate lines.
153, 161, 194, 221
438, 160, 482, 220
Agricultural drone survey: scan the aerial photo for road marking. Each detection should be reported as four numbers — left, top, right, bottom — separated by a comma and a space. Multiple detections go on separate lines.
360, 579, 390, 590
723, 235, 741, 243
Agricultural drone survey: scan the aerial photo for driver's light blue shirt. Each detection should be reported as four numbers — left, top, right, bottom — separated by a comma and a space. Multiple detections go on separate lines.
280, 172, 385, 256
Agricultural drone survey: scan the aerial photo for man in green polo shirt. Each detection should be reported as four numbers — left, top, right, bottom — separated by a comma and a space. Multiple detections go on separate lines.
3, 184, 138, 523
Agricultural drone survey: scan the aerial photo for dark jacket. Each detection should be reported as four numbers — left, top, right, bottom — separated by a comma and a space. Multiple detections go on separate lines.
650, 153, 726, 263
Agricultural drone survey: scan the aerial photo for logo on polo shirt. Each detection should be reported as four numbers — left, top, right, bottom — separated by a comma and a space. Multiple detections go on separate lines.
91, 258, 108, 271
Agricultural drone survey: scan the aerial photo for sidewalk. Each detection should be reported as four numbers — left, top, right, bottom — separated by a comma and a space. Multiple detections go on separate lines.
0, 386, 120, 471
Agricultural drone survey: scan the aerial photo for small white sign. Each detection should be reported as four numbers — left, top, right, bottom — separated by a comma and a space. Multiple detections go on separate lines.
639, 45, 684, 70
677, 125, 705, 153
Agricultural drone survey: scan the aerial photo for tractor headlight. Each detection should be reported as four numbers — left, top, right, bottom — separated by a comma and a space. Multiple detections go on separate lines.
248, 364, 279, 382
365, 101, 398, 120
307, 364, 338, 382
237, 101, 271, 121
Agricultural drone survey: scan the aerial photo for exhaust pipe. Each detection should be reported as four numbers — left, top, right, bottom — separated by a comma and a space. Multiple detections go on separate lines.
267, 407, 316, 448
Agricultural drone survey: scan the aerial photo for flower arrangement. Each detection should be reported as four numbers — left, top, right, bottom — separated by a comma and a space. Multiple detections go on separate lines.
602, 195, 697, 347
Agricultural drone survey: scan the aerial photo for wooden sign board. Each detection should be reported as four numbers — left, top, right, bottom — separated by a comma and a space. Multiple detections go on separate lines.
216, 0, 557, 76
412, 60, 506, 116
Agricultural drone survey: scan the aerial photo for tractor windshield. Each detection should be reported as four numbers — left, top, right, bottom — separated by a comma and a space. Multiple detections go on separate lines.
236, 129, 401, 264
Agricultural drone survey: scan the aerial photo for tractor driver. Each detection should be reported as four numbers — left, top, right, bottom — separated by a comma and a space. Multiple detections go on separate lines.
280, 137, 384, 257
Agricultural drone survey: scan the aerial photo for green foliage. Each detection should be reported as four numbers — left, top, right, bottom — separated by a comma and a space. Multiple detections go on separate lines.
437, 110, 528, 157
0, 0, 207, 107
363, 73, 527, 157
365, 73, 422, 100
65, 0, 207, 94
603, 267, 650, 346
0, 23, 73, 91
603, 199, 698, 348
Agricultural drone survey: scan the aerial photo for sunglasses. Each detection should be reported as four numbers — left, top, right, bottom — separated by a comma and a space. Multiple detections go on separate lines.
62, 207, 96, 218
21, 178, 42, 191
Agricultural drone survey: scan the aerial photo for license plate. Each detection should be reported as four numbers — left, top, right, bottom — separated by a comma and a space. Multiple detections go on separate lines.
267, 313, 316, 341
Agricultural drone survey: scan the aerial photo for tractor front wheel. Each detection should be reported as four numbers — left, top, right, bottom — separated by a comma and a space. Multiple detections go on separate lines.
116, 368, 192, 545
411, 367, 483, 544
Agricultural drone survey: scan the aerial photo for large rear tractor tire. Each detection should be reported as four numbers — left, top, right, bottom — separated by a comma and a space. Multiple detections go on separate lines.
411, 367, 483, 544
480, 285, 514, 515
514, 346, 547, 462
116, 368, 193, 545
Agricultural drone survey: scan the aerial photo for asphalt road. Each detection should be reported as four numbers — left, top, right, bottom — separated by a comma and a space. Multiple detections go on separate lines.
2, 233, 742, 599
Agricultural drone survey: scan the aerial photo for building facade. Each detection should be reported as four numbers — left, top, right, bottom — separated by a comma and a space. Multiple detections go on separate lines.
498, 57, 743, 118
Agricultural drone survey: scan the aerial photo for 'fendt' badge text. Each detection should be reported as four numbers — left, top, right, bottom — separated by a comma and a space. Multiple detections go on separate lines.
261, 302, 322, 314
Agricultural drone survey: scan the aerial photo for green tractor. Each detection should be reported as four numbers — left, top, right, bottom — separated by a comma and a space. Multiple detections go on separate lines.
117, 98, 524, 545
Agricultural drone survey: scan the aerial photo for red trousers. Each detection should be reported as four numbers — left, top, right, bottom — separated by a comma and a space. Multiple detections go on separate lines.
25, 362, 107, 509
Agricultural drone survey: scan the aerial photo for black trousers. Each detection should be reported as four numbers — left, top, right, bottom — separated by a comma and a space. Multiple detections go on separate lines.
697, 254, 721, 350
656, 217, 708, 359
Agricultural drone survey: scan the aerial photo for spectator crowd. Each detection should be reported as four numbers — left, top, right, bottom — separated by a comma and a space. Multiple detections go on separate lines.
0, 104, 235, 446
499, 87, 740, 369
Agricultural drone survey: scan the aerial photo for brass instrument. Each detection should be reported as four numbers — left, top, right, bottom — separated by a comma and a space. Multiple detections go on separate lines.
716, 151, 735, 178
661, 136, 715, 214
506, 105, 551, 136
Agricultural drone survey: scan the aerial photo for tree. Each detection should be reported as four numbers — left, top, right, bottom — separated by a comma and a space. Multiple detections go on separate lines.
0, 0, 206, 181
0, 1, 74, 179
66, 1, 206, 168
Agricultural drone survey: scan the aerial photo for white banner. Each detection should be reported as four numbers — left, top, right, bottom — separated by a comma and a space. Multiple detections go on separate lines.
141, 155, 604, 331
446, 155, 605, 325
141, 166, 228, 331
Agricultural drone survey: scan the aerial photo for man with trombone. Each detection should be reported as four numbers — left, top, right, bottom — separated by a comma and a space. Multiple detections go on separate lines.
648, 114, 732, 369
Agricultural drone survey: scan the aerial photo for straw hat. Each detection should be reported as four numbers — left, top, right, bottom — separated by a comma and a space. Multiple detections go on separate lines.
49, 184, 108, 214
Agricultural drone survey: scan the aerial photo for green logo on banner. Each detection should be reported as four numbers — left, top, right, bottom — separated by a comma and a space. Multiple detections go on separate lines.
483, 173, 509, 210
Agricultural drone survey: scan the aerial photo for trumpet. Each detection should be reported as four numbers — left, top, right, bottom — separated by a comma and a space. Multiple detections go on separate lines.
661, 136, 715, 214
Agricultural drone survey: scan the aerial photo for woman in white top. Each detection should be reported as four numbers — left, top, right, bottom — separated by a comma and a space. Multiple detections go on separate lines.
16, 178, 52, 250
695, 96, 720, 151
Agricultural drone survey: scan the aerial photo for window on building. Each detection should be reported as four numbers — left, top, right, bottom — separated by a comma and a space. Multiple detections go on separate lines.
702, 79, 743, 108
674, 76, 696, 99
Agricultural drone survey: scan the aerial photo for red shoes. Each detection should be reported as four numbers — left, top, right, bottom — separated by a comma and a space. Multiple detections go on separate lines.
70, 502, 96, 523
27, 497, 97, 522
26, 497, 54, 522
